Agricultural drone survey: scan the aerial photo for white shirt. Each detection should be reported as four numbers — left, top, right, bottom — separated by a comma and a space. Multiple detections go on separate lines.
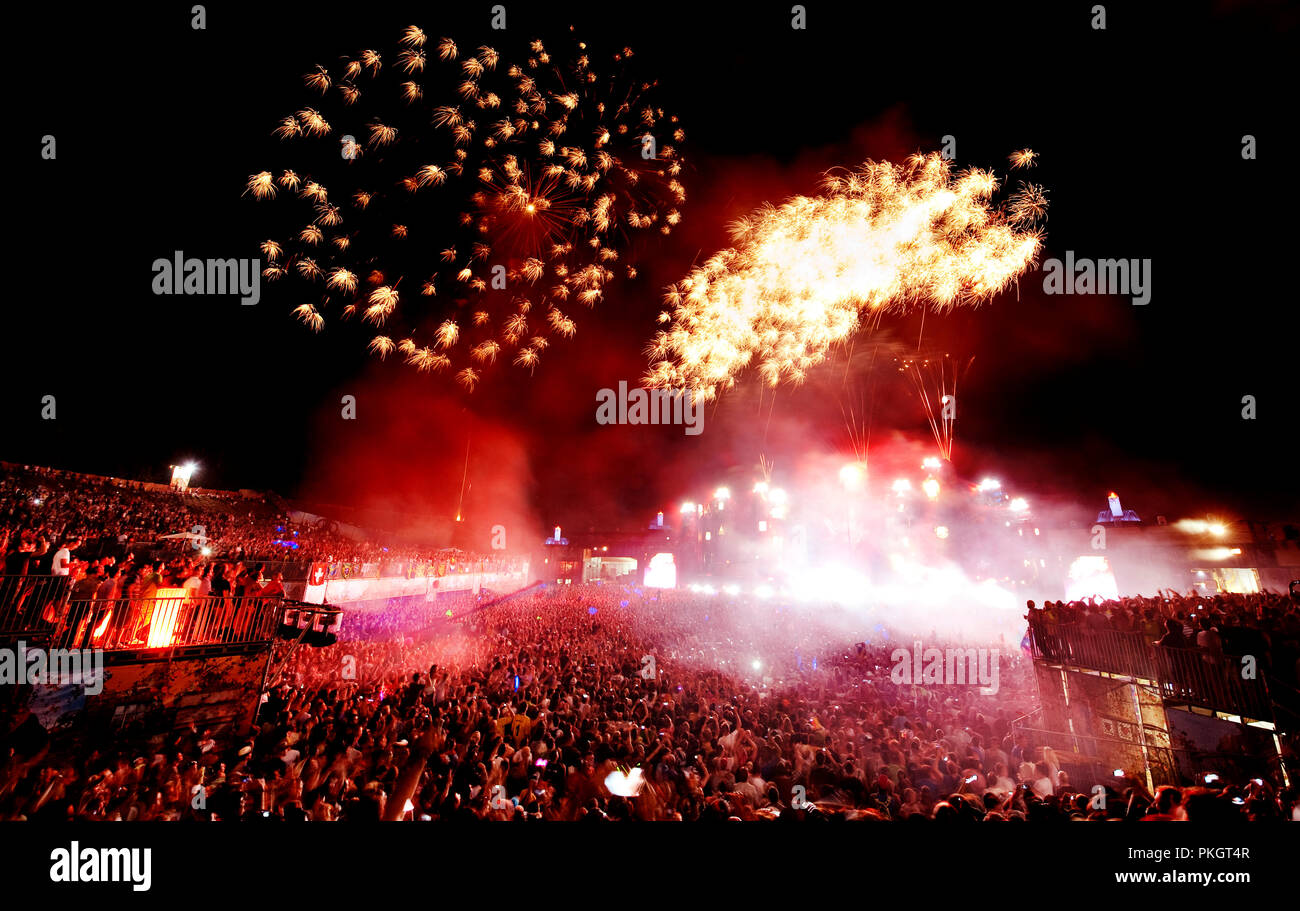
52, 548, 72, 575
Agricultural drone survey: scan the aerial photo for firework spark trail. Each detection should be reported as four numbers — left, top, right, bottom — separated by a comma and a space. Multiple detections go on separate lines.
643, 152, 1044, 400
897, 353, 973, 461
248, 26, 685, 387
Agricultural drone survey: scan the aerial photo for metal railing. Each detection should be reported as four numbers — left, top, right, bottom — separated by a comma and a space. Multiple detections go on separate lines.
0, 574, 73, 636
1154, 645, 1273, 721
1028, 618, 1156, 680
1026, 614, 1276, 721
2, 589, 284, 652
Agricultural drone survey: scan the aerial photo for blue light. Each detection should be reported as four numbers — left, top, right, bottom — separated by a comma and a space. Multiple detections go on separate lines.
588, 607, 598, 615
619, 600, 629, 608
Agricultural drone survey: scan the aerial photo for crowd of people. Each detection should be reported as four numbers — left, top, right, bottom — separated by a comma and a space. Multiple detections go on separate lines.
2, 462, 1297, 822
0, 464, 523, 648
1027, 591, 1300, 691
3, 583, 1296, 822
0, 464, 524, 576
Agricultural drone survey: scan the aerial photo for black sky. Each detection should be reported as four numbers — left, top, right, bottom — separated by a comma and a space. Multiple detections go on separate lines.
9, 1, 1298, 538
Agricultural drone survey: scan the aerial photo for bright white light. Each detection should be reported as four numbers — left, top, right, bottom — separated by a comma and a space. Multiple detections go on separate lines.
922, 477, 940, 500
680, 501, 696, 514
171, 462, 198, 489
201, 546, 212, 556
978, 478, 1001, 491
768, 488, 788, 505
751, 659, 762, 670
934, 526, 949, 539
714, 487, 730, 501
1066, 555, 1119, 601
757, 520, 768, 532
644, 552, 676, 589
723, 584, 740, 596
786, 564, 871, 606
891, 478, 912, 495
1009, 497, 1029, 513
604, 767, 645, 797
752, 481, 769, 496
839, 463, 864, 488
921, 456, 942, 471
1209, 523, 1226, 537
754, 584, 774, 599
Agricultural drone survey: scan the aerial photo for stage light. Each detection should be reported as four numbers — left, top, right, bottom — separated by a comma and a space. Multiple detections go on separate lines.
1009, 497, 1029, 513
922, 477, 940, 500
644, 553, 676, 589
839, 463, 864, 488
891, 478, 911, 496
146, 588, 188, 648
978, 478, 1000, 491
751, 659, 762, 670
922, 456, 941, 471
1209, 523, 1226, 536
754, 584, 774, 599
714, 487, 730, 501
680, 501, 696, 514
170, 461, 199, 491
752, 481, 769, 496
935, 526, 949, 539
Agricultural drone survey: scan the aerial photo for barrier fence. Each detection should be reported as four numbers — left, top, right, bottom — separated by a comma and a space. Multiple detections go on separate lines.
1, 575, 286, 651
1027, 614, 1276, 721
0, 574, 73, 637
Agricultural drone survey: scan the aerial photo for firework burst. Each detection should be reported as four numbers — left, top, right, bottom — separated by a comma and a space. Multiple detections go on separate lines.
644, 152, 1044, 400
248, 25, 685, 385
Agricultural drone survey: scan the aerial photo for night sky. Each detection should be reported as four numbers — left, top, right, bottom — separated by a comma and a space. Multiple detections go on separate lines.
9, 1, 1297, 541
